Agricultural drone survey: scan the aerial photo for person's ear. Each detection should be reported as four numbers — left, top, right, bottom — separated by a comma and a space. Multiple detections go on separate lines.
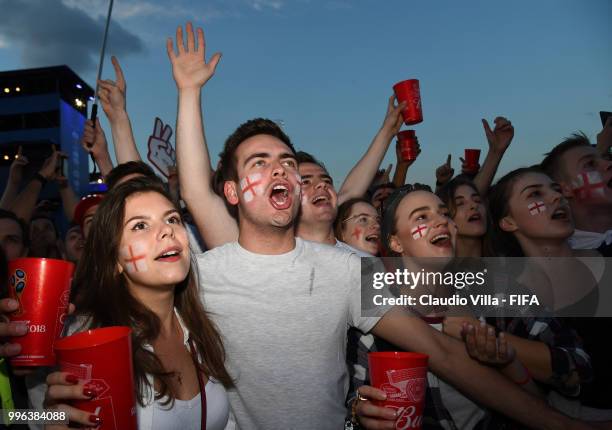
224, 181, 239, 206
117, 261, 124, 275
389, 235, 404, 254
499, 215, 518, 233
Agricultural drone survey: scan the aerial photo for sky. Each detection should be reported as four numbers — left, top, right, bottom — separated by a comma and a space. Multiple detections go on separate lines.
0, 0, 610, 187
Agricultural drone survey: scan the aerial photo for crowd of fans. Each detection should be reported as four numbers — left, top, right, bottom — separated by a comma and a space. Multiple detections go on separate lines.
0, 21, 611, 430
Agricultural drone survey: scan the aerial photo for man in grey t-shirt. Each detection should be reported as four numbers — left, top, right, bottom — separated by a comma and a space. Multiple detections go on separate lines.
170, 26, 585, 430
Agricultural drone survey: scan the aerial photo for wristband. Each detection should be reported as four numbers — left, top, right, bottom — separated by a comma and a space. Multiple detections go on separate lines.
34, 173, 48, 186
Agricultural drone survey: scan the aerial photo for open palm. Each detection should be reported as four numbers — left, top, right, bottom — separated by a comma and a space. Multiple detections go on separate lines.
167, 22, 221, 90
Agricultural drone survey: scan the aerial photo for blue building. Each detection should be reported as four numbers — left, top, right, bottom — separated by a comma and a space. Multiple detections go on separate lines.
0, 65, 94, 198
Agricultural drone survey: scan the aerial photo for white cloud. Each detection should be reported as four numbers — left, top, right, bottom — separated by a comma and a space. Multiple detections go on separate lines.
0, 35, 7, 49
61, 0, 196, 20
247, 0, 284, 11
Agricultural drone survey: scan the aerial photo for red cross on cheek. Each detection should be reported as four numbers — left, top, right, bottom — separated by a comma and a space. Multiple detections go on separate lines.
351, 227, 362, 240
125, 245, 147, 273
411, 224, 428, 240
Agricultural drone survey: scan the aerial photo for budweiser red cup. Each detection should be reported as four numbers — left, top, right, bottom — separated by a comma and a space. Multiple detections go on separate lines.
463, 149, 481, 174
55, 327, 137, 430
368, 351, 428, 430
397, 130, 418, 162
393, 79, 423, 125
7, 258, 74, 366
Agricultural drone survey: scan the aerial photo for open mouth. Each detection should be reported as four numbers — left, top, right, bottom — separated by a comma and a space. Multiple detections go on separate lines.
311, 194, 331, 207
365, 233, 379, 243
550, 207, 569, 221
430, 233, 451, 248
155, 247, 181, 262
269, 183, 292, 210
467, 213, 482, 222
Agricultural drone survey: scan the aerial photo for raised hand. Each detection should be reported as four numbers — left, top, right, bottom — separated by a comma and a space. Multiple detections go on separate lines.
482, 116, 514, 155
97, 56, 127, 122
167, 22, 222, 90
8, 146, 28, 186
80, 119, 108, 158
435, 154, 454, 186
395, 137, 421, 167
380, 95, 407, 139
39, 146, 65, 182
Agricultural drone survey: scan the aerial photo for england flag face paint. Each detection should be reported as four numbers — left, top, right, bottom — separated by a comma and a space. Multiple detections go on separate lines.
240, 173, 264, 203
572, 171, 606, 201
411, 224, 428, 240
120, 242, 148, 273
527, 201, 546, 216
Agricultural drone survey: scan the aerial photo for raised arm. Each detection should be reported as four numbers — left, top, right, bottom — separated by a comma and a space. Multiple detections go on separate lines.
80, 119, 113, 177
167, 22, 238, 248
392, 138, 420, 187
97, 56, 141, 163
10, 148, 62, 223
0, 146, 28, 209
337, 96, 405, 204
471, 116, 514, 195
371, 308, 584, 430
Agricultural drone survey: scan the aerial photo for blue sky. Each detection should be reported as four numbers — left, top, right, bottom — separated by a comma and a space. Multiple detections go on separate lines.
1, 0, 610, 187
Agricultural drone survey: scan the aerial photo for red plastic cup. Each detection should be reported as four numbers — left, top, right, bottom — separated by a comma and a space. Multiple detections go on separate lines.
54, 327, 137, 430
368, 351, 428, 430
397, 130, 419, 162
7, 258, 74, 366
393, 79, 423, 125
464, 149, 481, 174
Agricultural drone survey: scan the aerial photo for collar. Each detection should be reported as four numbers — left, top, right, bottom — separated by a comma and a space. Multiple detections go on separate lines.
568, 229, 612, 250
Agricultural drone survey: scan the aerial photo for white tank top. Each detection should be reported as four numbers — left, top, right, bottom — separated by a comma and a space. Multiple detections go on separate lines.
151, 379, 230, 430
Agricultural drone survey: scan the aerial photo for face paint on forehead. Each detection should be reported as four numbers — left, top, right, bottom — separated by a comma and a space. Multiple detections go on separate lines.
239, 173, 264, 203
572, 171, 606, 200
527, 201, 546, 216
411, 224, 428, 240
120, 242, 148, 273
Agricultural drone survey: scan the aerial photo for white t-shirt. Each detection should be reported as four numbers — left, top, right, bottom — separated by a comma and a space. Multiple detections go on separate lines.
196, 238, 386, 429
335, 239, 373, 257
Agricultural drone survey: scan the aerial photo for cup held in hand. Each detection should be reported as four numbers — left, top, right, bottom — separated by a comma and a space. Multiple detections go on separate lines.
393, 79, 423, 125
54, 326, 137, 430
464, 149, 481, 174
368, 351, 428, 430
7, 258, 74, 366
397, 130, 419, 162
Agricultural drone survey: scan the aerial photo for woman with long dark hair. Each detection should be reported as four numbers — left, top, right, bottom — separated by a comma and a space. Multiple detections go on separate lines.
487, 167, 610, 422
43, 177, 233, 429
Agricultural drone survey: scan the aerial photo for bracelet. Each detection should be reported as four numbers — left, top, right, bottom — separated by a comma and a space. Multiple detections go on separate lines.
34, 173, 48, 186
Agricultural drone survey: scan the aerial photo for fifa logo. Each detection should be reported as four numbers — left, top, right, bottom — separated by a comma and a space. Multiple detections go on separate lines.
9, 269, 27, 315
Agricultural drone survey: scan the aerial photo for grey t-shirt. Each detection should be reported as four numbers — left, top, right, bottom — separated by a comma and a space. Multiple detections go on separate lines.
196, 238, 385, 429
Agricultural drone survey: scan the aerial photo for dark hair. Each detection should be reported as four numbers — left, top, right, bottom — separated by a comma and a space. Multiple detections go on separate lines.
369, 182, 397, 199
486, 166, 545, 257
540, 132, 591, 181
333, 197, 374, 241
380, 184, 432, 256
218, 118, 295, 183
0, 209, 29, 249
72, 177, 232, 406
436, 177, 480, 220
295, 151, 327, 173
105, 161, 161, 190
